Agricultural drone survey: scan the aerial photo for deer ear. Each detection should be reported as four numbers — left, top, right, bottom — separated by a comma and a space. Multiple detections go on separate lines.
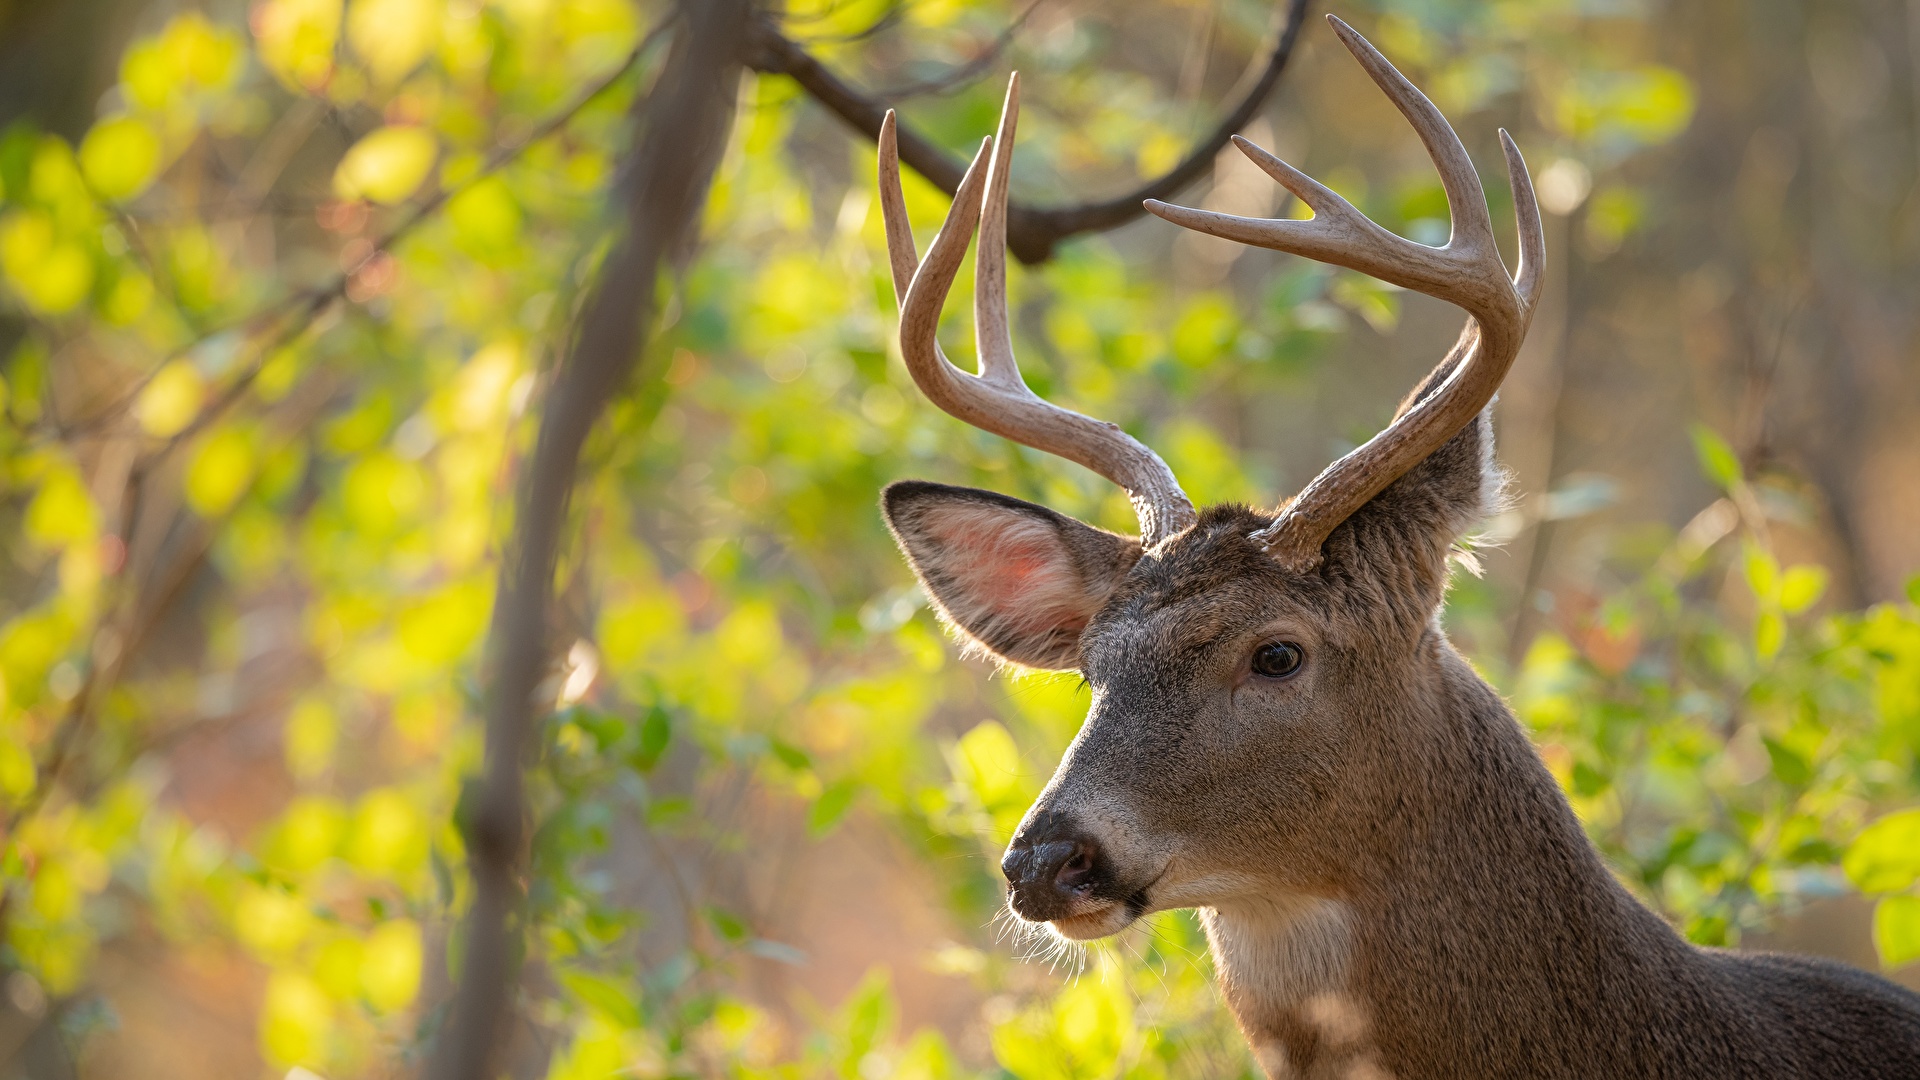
882, 481, 1142, 671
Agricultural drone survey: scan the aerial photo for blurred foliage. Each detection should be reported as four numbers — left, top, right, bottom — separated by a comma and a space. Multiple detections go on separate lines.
0, 0, 1910, 1078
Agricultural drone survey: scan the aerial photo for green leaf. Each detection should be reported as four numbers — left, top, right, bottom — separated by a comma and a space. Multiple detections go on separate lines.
1762, 736, 1811, 787
1845, 809, 1920, 894
644, 795, 690, 828
768, 738, 810, 771
629, 706, 670, 773
807, 779, 857, 836
1873, 895, 1920, 968
704, 905, 748, 943
1690, 424, 1743, 490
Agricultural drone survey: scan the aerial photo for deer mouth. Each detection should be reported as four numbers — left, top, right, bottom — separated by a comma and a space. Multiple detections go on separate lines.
1042, 872, 1162, 941
1049, 900, 1139, 941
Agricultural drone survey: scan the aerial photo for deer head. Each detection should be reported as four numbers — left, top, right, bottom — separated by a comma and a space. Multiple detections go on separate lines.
877, 13, 1541, 956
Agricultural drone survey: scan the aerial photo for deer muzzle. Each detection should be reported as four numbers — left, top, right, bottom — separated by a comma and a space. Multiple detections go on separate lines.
1002, 823, 1105, 923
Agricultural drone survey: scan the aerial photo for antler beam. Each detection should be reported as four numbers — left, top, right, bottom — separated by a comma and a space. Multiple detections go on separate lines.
879, 79, 1198, 548
1146, 15, 1545, 571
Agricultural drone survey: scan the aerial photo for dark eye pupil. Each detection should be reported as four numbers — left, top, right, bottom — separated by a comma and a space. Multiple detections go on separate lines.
1253, 642, 1304, 679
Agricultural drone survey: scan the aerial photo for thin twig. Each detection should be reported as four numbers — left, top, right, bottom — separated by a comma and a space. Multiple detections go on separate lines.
868, 0, 1045, 100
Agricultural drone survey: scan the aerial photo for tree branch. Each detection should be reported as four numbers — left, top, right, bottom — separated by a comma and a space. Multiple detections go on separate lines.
422, 2, 745, 1078
749, 0, 1311, 264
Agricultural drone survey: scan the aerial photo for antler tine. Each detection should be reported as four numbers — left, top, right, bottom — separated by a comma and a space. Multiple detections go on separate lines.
974, 74, 1022, 386
1142, 16, 1545, 571
1502, 128, 1546, 308
877, 111, 922, 308
1325, 15, 1495, 264
878, 77, 1198, 547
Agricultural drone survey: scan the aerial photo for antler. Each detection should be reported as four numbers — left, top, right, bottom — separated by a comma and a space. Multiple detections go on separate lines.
1146, 15, 1545, 571
878, 77, 1198, 548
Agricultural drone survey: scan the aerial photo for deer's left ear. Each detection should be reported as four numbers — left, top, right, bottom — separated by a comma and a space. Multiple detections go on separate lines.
882, 480, 1142, 671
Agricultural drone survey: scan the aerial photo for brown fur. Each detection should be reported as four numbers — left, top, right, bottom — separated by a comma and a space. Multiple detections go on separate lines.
881, 402, 1920, 1078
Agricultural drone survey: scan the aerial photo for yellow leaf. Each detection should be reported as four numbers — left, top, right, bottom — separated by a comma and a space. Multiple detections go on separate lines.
284, 698, 338, 779
347, 788, 427, 876
265, 796, 346, 873
164, 13, 244, 90
121, 39, 175, 112
102, 270, 154, 325
449, 341, 520, 430
342, 452, 426, 532
0, 738, 35, 802
446, 176, 522, 257
1754, 610, 1785, 661
0, 211, 93, 316
184, 426, 256, 517
255, 0, 343, 93
347, 0, 443, 84
135, 361, 205, 436
1743, 543, 1780, 603
953, 721, 1024, 811
397, 580, 492, 665
312, 935, 364, 999
235, 884, 314, 957
25, 464, 98, 551
1846, 808, 1920, 894
361, 919, 423, 1012
79, 116, 163, 203
1779, 565, 1828, 615
1873, 895, 1920, 969
333, 125, 438, 205
261, 970, 333, 1067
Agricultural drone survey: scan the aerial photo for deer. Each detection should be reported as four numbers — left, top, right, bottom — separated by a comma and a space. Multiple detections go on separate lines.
868, 15, 1920, 1080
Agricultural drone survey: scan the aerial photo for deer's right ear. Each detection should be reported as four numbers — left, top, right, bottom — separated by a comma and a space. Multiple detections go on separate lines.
881, 481, 1142, 671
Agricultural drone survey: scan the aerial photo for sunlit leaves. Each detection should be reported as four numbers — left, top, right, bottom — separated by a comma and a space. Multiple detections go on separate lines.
121, 13, 245, 113
1691, 424, 1744, 491
262, 970, 334, 1066
24, 461, 98, 551
361, 919, 424, 1012
186, 426, 257, 517
78, 116, 163, 202
334, 125, 439, 204
346, 788, 429, 877
347, 0, 443, 85
255, 0, 343, 93
0, 210, 92, 316
1845, 809, 1920, 894
1875, 896, 1920, 968
446, 176, 524, 262
1553, 66, 1697, 149
992, 970, 1135, 1080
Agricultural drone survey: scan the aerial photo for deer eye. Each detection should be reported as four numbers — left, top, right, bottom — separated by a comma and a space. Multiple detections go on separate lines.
1251, 641, 1305, 680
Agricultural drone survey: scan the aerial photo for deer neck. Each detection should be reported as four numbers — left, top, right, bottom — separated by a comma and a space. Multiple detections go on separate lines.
1203, 637, 1700, 1078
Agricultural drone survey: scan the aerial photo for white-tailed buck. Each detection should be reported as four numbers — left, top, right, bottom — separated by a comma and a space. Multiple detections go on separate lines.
872, 15, 1920, 1079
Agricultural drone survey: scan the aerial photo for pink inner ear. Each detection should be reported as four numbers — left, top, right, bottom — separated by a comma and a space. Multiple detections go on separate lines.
923, 507, 1092, 637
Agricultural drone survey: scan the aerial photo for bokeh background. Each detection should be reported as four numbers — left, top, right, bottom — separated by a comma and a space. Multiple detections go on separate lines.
1, 0, 1919, 1077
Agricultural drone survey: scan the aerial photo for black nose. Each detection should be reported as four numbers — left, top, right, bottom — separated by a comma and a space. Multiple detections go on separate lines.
1002, 817, 1103, 921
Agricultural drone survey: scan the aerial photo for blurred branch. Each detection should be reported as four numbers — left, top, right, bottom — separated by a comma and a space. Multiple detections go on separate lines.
424, 2, 745, 1078
868, 0, 1043, 99
748, 0, 1311, 264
